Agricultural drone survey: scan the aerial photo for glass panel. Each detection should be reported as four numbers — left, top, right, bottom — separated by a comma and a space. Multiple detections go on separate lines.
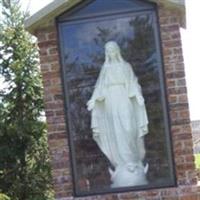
58, 0, 154, 22
59, 11, 175, 196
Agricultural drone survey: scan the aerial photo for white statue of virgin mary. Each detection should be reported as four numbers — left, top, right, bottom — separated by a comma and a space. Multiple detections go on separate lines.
87, 41, 149, 188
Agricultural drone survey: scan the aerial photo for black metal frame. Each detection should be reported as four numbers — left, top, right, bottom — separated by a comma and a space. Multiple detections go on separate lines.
56, 0, 177, 197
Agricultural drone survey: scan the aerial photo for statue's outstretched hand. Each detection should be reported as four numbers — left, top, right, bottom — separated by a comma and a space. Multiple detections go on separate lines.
87, 99, 95, 111
137, 95, 144, 106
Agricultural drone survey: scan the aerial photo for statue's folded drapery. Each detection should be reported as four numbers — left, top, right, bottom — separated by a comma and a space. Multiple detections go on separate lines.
89, 61, 148, 168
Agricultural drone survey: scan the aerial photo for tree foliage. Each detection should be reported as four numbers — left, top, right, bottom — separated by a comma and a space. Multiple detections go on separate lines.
0, 0, 54, 199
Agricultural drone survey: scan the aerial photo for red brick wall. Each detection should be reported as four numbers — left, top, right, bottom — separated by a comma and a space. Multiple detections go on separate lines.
35, 4, 199, 200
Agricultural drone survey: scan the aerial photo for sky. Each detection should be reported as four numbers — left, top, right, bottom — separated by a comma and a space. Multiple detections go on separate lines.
18, 0, 200, 121
20, 0, 53, 14
180, 0, 200, 121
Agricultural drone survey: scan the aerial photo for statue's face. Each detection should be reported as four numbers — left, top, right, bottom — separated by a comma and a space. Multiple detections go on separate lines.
105, 42, 119, 60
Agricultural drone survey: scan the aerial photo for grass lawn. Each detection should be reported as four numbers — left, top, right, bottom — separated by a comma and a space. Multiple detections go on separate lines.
0, 194, 10, 200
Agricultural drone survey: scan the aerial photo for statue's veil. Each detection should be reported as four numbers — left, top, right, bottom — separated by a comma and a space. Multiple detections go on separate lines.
93, 41, 124, 88
94, 41, 125, 89
104, 41, 124, 65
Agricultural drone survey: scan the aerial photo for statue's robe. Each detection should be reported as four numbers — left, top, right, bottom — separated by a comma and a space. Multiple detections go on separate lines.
89, 61, 148, 168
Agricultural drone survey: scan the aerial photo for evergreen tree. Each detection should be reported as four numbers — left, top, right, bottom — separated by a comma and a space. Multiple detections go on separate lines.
0, 0, 54, 199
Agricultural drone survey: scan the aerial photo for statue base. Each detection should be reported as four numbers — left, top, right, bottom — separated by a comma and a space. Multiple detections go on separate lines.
109, 163, 148, 188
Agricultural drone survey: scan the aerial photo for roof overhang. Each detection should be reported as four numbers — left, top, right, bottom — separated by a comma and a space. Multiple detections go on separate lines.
25, 0, 185, 34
